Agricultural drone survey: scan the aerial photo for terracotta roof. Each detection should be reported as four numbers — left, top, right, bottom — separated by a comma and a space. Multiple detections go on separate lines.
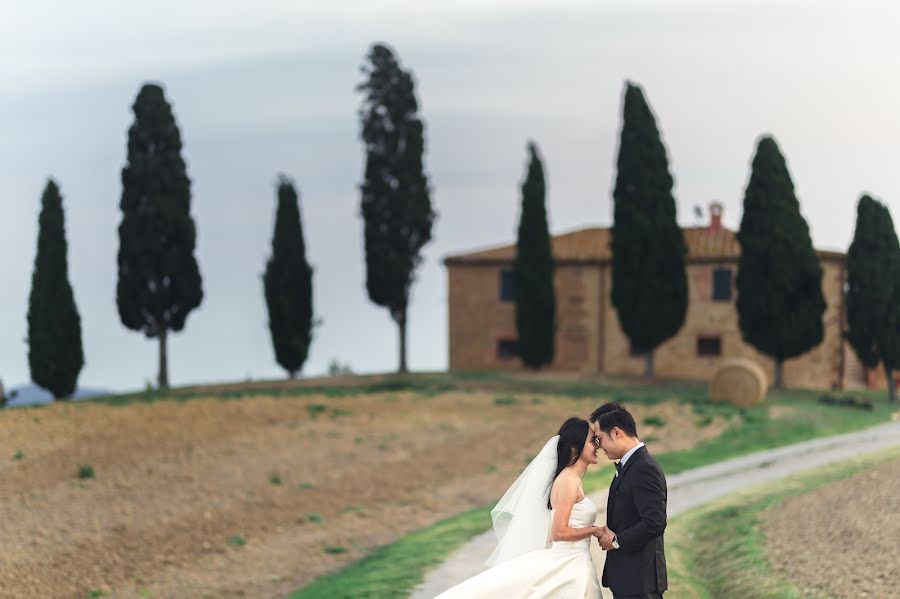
444, 226, 844, 265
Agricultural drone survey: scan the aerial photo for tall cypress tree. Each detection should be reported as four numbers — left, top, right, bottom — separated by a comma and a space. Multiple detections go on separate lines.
736, 136, 825, 388
514, 142, 555, 369
27, 179, 84, 399
357, 43, 435, 373
117, 83, 203, 389
846, 194, 900, 401
263, 176, 314, 378
610, 81, 688, 378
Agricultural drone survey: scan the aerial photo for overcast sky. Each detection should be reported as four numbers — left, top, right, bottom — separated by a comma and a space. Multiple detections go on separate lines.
2, 0, 899, 391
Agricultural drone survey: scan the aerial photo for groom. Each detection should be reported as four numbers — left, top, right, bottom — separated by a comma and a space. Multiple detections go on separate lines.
590, 403, 667, 599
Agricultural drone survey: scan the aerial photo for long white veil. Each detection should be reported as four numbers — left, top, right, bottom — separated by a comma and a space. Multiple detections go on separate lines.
484, 435, 558, 567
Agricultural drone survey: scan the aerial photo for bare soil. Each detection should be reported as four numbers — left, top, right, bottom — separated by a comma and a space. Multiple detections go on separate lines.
0, 387, 725, 598
763, 457, 900, 598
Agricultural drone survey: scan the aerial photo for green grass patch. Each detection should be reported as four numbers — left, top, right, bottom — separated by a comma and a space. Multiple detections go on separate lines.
493, 395, 519, 406
13, 449, 24, 460
77, 464, 94, 479
643, 415, 666, 427
306, 404, 327, 418
289, 504, 491, 599
227, 535, 246, 547
306, 513, 324, 524
268, 472, 282, 485
667, 445, 900, 598
324, 546, 348, 555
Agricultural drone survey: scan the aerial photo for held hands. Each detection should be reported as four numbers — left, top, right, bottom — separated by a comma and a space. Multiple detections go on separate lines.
595, 526, 617, 551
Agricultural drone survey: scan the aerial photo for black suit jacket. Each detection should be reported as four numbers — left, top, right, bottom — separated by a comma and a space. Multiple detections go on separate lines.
602, 445, 668, 595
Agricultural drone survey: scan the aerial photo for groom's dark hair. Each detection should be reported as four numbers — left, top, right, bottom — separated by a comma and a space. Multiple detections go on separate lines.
591, 402, 638, 437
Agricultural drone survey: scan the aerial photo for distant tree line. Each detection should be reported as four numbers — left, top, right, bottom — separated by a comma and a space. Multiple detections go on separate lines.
13, 43, 898, 403
510, 81, 897, 402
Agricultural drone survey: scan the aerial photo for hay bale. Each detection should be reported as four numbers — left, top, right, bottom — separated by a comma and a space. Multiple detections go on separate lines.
710, 358, 768, 407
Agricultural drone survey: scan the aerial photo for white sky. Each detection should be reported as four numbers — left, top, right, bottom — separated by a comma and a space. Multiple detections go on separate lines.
2, 0, 900, 391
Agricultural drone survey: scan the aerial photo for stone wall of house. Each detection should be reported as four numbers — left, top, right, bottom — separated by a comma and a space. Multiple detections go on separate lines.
601, 259, 862, 390
447, 264, 602, 371
448, 257, 864, 390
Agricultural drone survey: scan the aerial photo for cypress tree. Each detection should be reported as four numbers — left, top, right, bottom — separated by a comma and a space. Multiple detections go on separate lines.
357, 43, 435, 373
117, 83, 203, 389
736, 136, 825, 388
846, 194, 900, 401
514, 142, 555, 369
263, 176, 314, 378
27, 179, 84, 399
610, 81, 688, 378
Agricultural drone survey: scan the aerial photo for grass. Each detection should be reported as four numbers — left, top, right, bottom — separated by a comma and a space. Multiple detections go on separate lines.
290, 383, 896, 599
288, 504, 491, 599
643, 415, 666, 427
666, 445, 900, 598
268, 472, 282, 485
13, 449, 24, 460
227, 535, 246, 547
77, 464, 95, 479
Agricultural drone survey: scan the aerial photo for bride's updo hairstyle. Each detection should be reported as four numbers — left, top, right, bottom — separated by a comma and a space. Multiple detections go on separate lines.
547, 417, 590, 508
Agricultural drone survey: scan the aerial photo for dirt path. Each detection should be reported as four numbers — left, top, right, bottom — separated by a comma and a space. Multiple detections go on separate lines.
411, 419, 900, 599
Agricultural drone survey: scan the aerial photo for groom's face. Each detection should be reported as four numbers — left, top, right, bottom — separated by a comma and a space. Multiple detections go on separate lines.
595, 426, 625, 460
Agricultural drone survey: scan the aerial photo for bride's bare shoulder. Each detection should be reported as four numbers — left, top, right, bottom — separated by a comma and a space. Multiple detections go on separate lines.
550, 471, 580, 500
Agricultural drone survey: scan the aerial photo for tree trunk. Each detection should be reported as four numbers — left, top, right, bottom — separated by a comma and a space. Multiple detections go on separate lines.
398, 309, 408, 374
773, 359, 783, 389
887, 368, 897, 402
289, 370, 296, 380
158, 327, 169, 389
644, 351, 654, 378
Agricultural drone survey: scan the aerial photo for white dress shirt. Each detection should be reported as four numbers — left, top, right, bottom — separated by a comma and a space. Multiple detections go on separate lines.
616, 441, 645, 475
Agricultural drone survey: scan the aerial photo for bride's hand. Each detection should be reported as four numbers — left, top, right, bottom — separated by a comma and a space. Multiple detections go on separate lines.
593, 526, 607, 537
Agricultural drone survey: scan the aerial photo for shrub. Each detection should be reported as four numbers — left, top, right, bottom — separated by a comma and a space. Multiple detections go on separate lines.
643, 415, 666, 427
77, 464, 94, 479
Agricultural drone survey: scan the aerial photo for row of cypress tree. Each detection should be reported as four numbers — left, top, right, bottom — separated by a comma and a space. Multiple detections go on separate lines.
24, 86, 318, 398
22, 42, 436, 399
511, 81, 898, 400
19, 46, 899, 400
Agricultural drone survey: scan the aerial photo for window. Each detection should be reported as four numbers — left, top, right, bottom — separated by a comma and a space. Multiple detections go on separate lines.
499, 269, 516, 302
629, 341, 649, 357
697, 336, 722, 356
497, 339, 519, 360
712, 268, 733, 301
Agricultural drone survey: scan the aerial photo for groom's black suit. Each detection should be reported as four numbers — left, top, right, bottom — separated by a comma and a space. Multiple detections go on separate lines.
602, 445, 667, 599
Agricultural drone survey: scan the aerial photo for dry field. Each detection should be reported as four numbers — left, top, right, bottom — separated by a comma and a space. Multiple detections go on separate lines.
0, 381, 726, 598
764, 456, 900, 598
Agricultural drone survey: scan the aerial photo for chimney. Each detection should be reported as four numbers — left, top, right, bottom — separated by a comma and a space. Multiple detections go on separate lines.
709, 201, 724, 232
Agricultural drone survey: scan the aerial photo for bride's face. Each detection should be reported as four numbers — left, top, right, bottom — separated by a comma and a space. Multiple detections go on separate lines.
578, 432, 600, 465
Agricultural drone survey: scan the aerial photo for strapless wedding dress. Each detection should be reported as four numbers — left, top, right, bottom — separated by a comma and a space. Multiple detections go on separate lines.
433, 496, 602, 598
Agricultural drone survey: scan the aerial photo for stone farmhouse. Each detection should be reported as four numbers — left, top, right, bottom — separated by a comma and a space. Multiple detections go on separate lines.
444, 205, 870, 390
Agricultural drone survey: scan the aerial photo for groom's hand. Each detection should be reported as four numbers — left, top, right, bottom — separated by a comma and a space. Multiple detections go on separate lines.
598, 528, 617, 551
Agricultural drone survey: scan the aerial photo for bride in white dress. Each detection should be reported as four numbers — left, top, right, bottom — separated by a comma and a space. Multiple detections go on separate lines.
434, 417, 603, 598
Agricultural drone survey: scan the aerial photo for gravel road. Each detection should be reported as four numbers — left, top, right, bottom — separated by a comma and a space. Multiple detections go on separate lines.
411, 419, 900, 599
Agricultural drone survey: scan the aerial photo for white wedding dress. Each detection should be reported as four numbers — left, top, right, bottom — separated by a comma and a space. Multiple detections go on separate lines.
433, 496, 602, 598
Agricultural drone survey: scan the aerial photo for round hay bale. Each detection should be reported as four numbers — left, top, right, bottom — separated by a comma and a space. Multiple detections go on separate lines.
710, 358, 768, 407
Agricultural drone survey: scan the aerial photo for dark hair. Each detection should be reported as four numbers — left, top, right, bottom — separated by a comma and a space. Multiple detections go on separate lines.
548, 417, 590, 509
592, 402, 638, 437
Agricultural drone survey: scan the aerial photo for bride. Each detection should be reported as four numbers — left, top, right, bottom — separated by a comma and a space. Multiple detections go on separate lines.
434, 417, 602, 598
